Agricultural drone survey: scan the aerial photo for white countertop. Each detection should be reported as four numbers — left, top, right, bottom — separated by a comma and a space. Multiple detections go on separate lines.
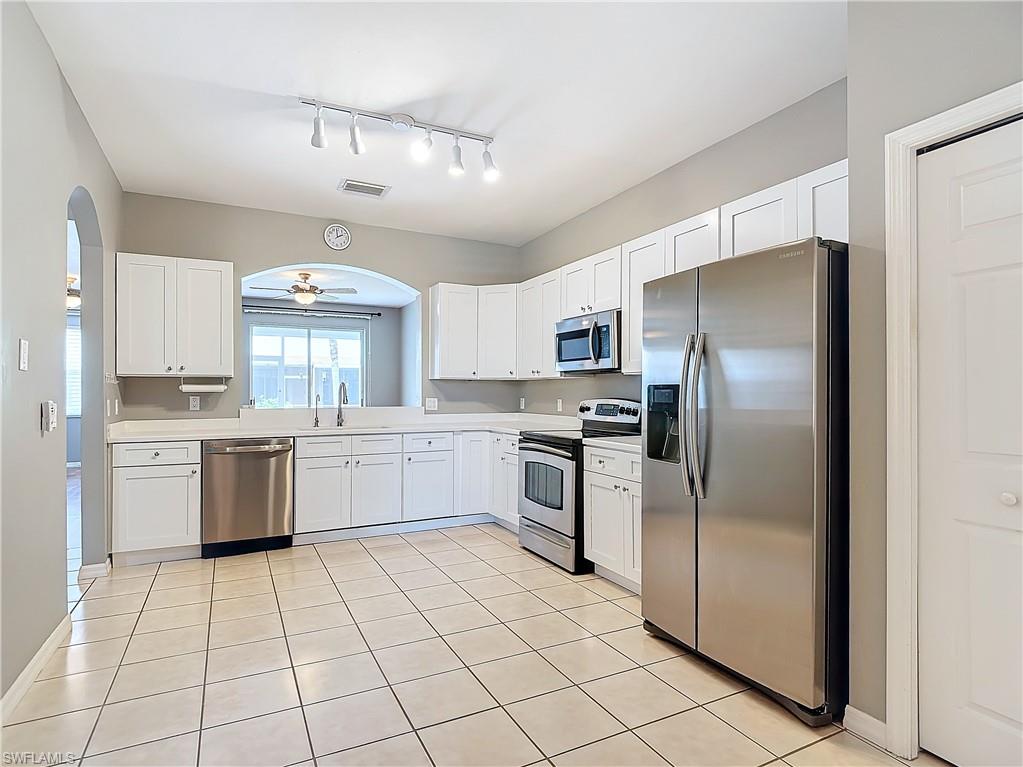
107, 412, 582, 444
582, 435, 642, 454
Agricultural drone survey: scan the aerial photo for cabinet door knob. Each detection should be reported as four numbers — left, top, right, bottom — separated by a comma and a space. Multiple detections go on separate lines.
580, 305, 585, 311
427, 440, 432, 445
614, 484, 621, 490
407, 456, 412, 462
345, 460, 350, 466
500, 456, 505, 461
191, 469, 197, 475
179, 365, 185, 371
166, 366, 172, 372
587, 304, 592, 311
355, 460, 360, 466
1001, 492, 1019, 507
153, 451, 160, 457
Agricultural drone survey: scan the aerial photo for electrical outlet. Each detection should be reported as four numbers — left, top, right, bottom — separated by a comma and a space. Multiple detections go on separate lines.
556, 398, 563, 412
114, 400, 119, 416
425, 397, 438, 411
18, 339, 29, 371
519, 397, 526, 410
189, 396, 201, 412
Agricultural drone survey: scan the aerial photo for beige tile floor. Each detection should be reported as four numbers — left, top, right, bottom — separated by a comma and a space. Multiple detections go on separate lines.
7, 522, 944, 767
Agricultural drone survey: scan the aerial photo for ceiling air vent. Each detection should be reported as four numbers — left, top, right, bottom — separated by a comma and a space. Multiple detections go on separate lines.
337, 179, 391, 198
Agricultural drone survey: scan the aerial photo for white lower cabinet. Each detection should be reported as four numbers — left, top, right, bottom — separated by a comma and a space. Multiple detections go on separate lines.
295, 456, 352, 533
457, 432, 491, 516
623, 485, 642, 583
403, 451, 454, 521
583, 471, 625, 573
503, 452, 519, 527
351, 453, 402, 527
490, 436, 520, 527
113, 463, 201, 552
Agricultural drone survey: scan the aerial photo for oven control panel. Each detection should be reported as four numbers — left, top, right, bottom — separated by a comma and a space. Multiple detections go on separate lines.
578, 398, 641, 422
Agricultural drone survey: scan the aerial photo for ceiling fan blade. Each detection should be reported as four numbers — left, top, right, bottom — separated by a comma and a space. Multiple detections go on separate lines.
249, 286, 290, 292
321, 288, 358, 294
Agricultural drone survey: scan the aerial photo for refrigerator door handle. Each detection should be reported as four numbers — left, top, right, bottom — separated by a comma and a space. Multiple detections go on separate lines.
679, 333, 695, 496
688, 331, 707, 499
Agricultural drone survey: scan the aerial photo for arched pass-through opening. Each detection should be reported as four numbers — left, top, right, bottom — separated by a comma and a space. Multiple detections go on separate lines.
240, 263, 422, 408
66, 186, 107, 582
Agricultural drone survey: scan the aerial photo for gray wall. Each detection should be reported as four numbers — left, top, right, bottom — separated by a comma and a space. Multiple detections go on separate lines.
400, 298, 423, 407
1, 2, 123, 694
117, 193, 523, 418
845, 0, 1023, 721
517, 80, 849, 415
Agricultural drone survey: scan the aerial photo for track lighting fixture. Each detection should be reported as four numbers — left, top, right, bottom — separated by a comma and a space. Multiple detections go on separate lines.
411, 128, 433, 162
482, 140, 500, 182
348, 112, 365, 156
310, 105, 327, 149
449, 136, 465, 177
299, 97, 500, 180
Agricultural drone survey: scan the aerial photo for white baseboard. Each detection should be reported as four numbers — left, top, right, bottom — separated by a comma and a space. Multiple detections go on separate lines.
843, 705, 887, 747
294, 515, 497, 546
78, 559, 111, 579
593, 564, 641, 595
1, 615, 71, 720
112, 545, 200, 568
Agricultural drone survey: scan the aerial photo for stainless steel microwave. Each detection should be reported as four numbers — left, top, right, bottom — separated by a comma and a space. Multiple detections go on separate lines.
554, 310, 621, 373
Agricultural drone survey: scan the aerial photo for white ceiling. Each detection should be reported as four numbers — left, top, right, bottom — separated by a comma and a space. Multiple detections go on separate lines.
242, 264, 419, 308
32, 2, 846, 247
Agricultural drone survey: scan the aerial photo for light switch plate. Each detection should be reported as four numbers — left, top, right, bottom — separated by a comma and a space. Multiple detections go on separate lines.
189, 396, 201, 411
18, 339, 28, 371
425, 397, 438, 411
556, 398, 563, 412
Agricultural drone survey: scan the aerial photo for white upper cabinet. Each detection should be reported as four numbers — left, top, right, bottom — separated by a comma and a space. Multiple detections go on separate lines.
797, 159, 849, 242
429, 283, 479, 380
667, 208, 721, 273
518, 269, 561, 379
477, 284, 518, 379
116, 253, 233, 377
720, 179, 799, 259
620, 230, 669, 375
561, 246, 622, 318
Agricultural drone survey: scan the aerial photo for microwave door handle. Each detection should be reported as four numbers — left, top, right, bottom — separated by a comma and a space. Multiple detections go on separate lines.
588, 322, 598, 364
679, 333, 695, 497
688, 332, 707, 499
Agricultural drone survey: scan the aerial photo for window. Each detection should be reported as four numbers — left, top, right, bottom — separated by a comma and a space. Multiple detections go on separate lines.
249, 323, 365, 408
66, 314, 82, 417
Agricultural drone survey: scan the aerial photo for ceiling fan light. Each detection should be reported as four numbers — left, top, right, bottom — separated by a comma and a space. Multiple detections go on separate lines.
449, 137, 465, 177
348, 113, 365, 156
411, 129, 433, 162
311, 105, 328, 149
482, 143, 500, 182
294, 292, 316, 306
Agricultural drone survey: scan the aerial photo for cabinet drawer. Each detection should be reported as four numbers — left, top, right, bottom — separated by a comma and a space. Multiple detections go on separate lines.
403, 432, 454, 453
113, 441, 201, 468
296, 435, 352, 458
351, 433, 404, 455
584, 447, 642, 482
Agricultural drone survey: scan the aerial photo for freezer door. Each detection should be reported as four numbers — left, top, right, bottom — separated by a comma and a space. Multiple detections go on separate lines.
694, 239, 830, 709
641, 268, 698, 647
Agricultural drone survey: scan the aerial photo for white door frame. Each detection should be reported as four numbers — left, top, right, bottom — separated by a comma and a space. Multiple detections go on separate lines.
884, 80, 1022, 759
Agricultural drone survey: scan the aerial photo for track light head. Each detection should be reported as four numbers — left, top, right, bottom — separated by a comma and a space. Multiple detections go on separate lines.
482, 141, 500, 182
449, 136, 465, 177
348, 112, 365, 156
411, 128, 433, 162
311, 105, 327, 149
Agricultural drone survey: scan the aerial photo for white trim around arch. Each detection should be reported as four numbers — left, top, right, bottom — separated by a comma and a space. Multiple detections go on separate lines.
883, 80, 1023, 759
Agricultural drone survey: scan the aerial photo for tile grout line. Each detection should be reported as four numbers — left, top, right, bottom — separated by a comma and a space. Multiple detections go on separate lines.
194, 553, 220, 767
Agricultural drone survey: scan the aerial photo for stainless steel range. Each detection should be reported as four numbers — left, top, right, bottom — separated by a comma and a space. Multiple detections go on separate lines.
518, 399, 640, 573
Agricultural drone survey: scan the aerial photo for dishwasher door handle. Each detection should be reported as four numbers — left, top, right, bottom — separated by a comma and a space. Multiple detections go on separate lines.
205, 444, 293, 455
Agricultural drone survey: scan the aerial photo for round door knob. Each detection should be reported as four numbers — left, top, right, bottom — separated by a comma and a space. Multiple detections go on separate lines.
1000, 492, 1019, 507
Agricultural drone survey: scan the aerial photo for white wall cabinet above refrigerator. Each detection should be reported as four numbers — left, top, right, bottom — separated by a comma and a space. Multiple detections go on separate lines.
667, 208, 721, 274
518, 269, 562, 379
116, 252, 234, 377
561, 245, 622, 318
719, 179, 799, 259
429, 283, 517, 380
796, 159, 849, 242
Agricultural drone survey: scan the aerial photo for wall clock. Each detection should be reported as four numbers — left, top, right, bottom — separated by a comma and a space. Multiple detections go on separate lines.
323, 223, 352, 251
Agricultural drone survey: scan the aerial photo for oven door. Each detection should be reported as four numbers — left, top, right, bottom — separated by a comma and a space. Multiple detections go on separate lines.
555, 311, 620, 373
518, 442, 576, 536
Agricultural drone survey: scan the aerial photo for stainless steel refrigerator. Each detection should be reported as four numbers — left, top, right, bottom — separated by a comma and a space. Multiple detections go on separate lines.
641, 237, 848, 725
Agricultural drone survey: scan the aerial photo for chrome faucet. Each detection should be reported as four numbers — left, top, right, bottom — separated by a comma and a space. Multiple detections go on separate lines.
337, 381, 349, 427
313, 393, 320, 428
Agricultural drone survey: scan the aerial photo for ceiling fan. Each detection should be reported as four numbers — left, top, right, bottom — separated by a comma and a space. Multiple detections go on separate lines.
248, 272, 357, 306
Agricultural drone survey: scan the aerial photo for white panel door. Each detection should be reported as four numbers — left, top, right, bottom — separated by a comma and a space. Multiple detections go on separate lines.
918, 120, 1022, 767
620, 231, 668, 374
113, 464, 200, 552
477, 284, 518, 379
176, 258, 234, 376
295, 456, 351, 533
403, 451, 455, 521
796, 159, 848, 242
623, 484, 642, 584
561, 259, 592, 318
116, 252, 176, 376
590, 245, 623, 312
430, 284, 478, 379
720, 179, 798, 258
457, 432, 491, 516
517, 277, 542, 378
537, 270, 562, 378
583, 471, 624, 574
667, 209, 720, 273
351, 453, 402, 526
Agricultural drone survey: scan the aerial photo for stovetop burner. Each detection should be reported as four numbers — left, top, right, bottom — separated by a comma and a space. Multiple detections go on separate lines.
520, 398, 641, 448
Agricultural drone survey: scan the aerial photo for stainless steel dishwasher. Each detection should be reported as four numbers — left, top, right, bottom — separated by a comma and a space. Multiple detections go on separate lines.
202, 437, 294, 557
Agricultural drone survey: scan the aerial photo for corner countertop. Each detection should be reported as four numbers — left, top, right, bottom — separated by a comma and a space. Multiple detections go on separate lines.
582, 435, 642, 455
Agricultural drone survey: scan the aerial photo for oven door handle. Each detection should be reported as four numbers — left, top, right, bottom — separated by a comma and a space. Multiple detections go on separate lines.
520, 519, 571, 549
519, 443, 574, 461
